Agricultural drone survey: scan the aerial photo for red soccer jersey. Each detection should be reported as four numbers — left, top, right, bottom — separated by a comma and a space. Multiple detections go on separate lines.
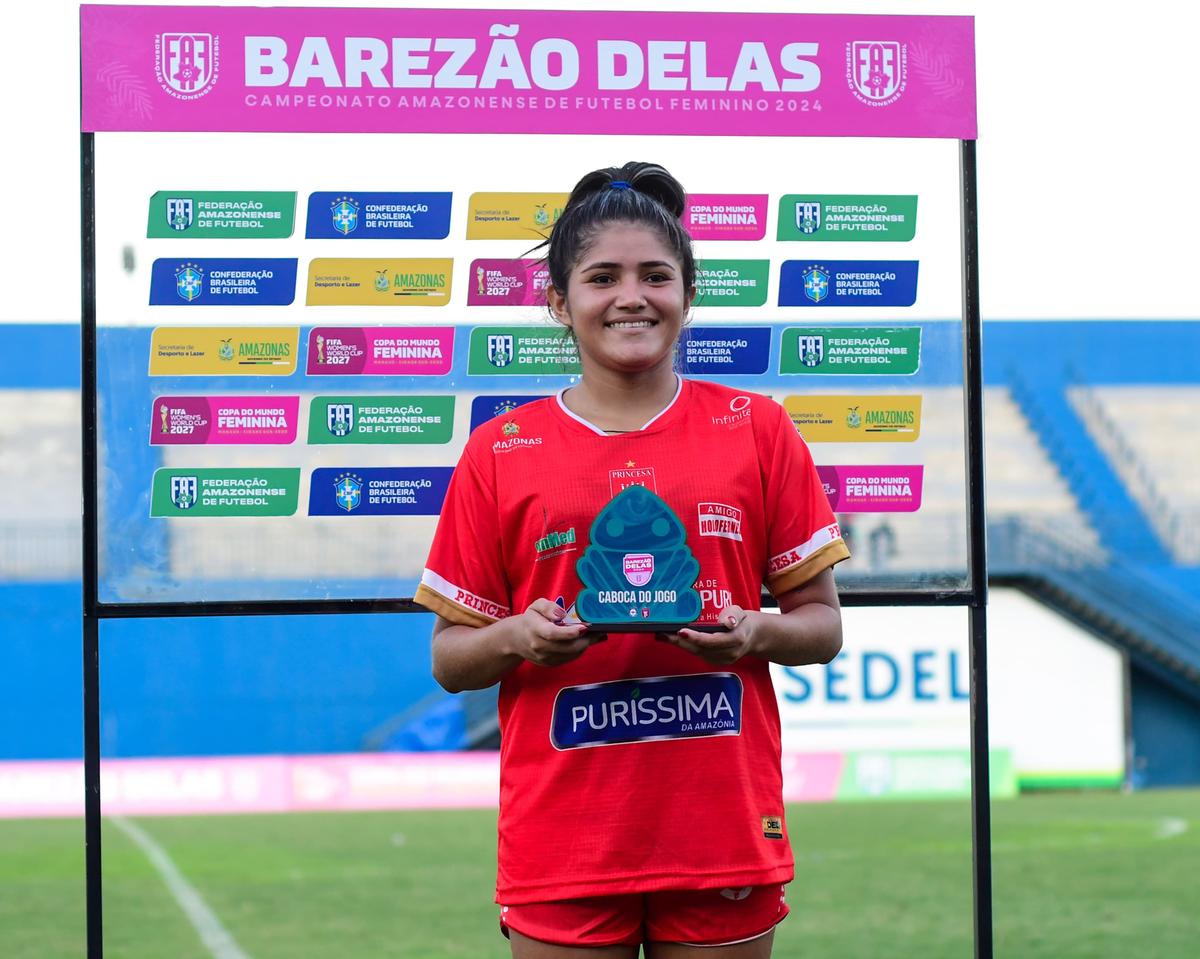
415, 379, 849, 903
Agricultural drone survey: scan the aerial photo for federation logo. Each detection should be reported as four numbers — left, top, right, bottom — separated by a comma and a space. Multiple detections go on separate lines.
796, 202, 821, 235
488, 334, 515, 368
334, 472, 364, 512
802, 266, 830, 304
166, 197, 193, 232
327, 404, 354, 437
799, 335, 824, 367
175, 263, 204, 302
332, 197, 359, 235
494, 399, 520, 417
155, 33, 220, 100
502, 420, 520, 437
622, 553, 655, 587
170, 475, 198, 510
848, 40, 907, 107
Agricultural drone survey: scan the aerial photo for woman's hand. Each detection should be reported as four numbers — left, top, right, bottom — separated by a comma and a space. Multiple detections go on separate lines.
503, 598, 603, 668
659, 605, 757, 666
656, 569, 843, 668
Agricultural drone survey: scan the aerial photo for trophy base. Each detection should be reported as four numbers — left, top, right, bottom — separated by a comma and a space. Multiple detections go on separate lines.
581, 622, 729, 634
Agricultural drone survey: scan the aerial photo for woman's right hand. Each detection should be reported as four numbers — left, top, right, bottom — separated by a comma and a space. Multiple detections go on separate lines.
504, 599, 601, 667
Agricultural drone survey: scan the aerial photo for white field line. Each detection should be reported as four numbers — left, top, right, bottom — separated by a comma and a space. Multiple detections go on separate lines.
1155, 817, 1189, 840
110, 815, 254, 959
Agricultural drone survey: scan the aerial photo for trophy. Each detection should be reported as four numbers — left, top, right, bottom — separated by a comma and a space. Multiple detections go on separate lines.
575, 484, 708, 632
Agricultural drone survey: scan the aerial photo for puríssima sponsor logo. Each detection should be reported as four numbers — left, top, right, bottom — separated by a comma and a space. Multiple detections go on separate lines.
551, 673, 743, 749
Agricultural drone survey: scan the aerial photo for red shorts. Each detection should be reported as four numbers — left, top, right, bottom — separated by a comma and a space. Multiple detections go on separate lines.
500, 884, 788, 948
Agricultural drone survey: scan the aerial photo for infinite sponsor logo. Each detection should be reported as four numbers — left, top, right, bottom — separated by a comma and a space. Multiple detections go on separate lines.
698, 503, 743, 541
711, 394, 754, 429
551, 673, 744, 749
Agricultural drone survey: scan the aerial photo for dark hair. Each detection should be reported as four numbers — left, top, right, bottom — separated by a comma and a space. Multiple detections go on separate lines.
541, 162, 696, 297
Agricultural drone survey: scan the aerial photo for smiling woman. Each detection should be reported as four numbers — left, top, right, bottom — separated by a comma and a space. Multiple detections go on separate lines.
413, 161, 849, 958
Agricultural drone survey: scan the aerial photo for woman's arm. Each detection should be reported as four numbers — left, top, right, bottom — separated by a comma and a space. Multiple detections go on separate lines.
432, 599, 600, 693
664, 567, 842, 667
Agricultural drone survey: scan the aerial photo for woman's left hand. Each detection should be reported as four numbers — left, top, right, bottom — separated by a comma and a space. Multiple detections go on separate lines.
658, 605, 757, 666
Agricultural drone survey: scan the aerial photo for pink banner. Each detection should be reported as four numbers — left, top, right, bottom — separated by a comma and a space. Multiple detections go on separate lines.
818, 465, 924, 512
81, 8, 976, 138
307, 326, 454, 375
0, 752, 846, 818
149, 395, 299, 444
684, 194, 768, 241
468, 259, 551, 306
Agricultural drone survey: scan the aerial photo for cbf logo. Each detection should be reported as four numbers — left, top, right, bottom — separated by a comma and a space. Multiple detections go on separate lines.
155, 33, 220, 100
796, 202, 821, 235
170, 476, 198, 510
327, 404, 354, 438
332, 197, 359, 235
166, 197, 193, 232
488, 334, 515, 368
799, 335, 824, 368
175, 263, 204, 302
334, 472, 363, 513
848, 41, 907, 107
802, 265, 830, 304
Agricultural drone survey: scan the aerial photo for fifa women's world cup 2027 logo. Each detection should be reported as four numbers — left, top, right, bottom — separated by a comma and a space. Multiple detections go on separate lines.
155, 33, 220, 100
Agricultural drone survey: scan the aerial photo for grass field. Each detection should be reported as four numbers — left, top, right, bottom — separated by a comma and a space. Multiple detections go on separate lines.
2, 789, 1197, 958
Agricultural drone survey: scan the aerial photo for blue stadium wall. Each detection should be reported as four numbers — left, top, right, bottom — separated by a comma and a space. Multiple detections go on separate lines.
2, 322, 1198, 785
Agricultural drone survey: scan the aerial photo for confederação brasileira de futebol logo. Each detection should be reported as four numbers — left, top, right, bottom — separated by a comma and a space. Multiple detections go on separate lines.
155, 32, 221, 100
846, 40, 907, 107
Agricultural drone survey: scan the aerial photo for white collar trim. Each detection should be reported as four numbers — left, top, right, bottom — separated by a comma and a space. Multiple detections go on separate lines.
555, 375, 683, 437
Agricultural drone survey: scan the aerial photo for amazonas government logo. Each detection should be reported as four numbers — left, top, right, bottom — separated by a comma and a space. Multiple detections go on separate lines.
155, 32, 220, 100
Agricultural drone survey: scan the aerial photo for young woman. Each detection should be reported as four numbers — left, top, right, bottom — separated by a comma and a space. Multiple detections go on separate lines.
415, 162, 849, 958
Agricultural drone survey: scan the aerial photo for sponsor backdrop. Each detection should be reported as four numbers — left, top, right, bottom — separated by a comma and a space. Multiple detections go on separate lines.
84, 5, 976, 604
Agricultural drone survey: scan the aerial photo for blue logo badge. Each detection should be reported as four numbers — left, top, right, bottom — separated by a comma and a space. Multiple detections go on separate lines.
680, 327, 770, 374
327, 403, 354, 437
166, 197, 193, 231
551, 673, 743, 750
174, 263, 204, 302
170, 475, 198, 510
803, 266, 830, 303
334, 472, 363, 512
332, 197, 359, 235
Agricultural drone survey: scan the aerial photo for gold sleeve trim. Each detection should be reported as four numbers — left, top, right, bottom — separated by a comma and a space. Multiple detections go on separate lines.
413, 584, 498, 629
767, 540, 851, 596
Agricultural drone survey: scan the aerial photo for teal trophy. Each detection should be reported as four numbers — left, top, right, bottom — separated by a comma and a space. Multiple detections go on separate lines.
576, 484, 704, 631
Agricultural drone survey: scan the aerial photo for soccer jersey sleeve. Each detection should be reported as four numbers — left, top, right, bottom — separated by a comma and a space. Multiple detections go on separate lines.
414, 438, 512, 627
760, 399, 850, 596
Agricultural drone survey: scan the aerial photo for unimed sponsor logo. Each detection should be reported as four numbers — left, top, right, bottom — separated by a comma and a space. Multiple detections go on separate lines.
551, 673, 743, 749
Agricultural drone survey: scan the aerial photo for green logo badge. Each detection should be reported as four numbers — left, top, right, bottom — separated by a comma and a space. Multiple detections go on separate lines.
777, 195, 918, 242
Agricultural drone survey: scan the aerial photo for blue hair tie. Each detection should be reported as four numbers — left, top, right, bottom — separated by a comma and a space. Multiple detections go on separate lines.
609, 180, 631, 190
